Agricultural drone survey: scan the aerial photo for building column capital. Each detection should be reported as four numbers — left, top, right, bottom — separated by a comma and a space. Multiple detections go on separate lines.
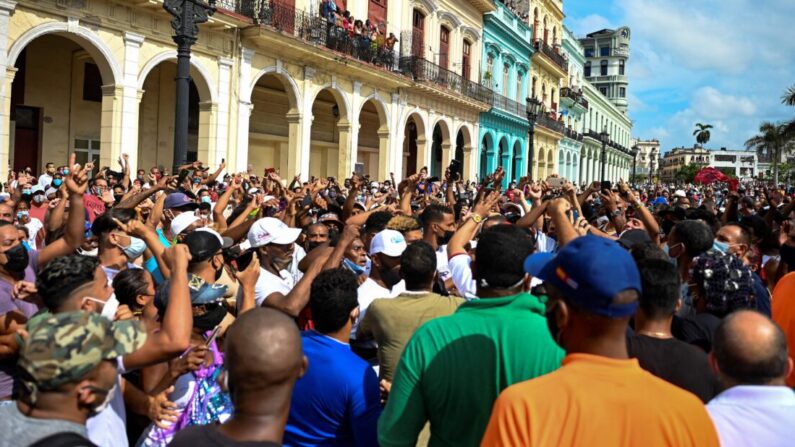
0, 0, 16, 14
124, 32, 145, 47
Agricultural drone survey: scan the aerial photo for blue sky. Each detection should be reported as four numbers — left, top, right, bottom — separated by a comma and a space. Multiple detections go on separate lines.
564, 0, 795, 153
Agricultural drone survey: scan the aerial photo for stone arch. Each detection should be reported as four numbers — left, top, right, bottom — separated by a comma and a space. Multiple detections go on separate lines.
511, 138, 523, 181
138, 51, 216, 103
460, 26, 481, 43
360, 93, 390, 131
430, 117, 452, 176
438, 11, 462, 29
412, 0, 437, 18
480, 131, 495, 179
247, 66, 301, 112
547, 148, 554, 175
311, 84, 351, 124
403, 110, 428, 177
8, 20, 122, 86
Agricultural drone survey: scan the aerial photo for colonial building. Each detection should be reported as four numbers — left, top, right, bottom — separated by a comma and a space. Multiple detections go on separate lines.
557, 25, 586, 184
478, 0, 532, 186
580, 27, 630, 113
631, 138, 660, 181
708, 148, 758, 180
579, 79, 633, 184
0, 0, 496, 182
659, 146, 710, 182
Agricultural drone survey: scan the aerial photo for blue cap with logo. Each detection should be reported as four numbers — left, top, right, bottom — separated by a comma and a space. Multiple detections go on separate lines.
523, 235, 642, 318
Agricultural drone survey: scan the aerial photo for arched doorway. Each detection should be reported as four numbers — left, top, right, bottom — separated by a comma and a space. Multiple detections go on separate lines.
8, 33, 115, 174
310, 88, 348, 179
402, 113, 426, 177
480, 133, 493, 180
357, 99, 388, 180
430, 120, 451, 177
246, 73, 293, 176
138, 62, 203, 171
453, 130, 464, 179
512, 140, 522, 182
547, 149, 555, 177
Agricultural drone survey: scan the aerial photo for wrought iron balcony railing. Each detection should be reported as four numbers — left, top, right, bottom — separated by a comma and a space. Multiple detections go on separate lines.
533, 40, 568, 72
399, 56, 494, 104
218, 0, 398, 70
535, 112, 565, 134
491, 92, 525, 118
564, 126, 583, 141
560, 86, 589, 109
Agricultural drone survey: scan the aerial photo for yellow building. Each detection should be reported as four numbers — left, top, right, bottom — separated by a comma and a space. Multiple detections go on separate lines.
0, 0, 494, 182
527, 0, 567, 179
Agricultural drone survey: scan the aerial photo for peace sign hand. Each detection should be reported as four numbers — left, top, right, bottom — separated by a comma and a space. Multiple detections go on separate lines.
65, 153, 91, 196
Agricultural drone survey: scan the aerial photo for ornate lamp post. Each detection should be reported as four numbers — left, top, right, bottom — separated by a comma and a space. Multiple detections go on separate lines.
164, 0, 216, 171
525, 96, 542, 180
599, 125, 609, 184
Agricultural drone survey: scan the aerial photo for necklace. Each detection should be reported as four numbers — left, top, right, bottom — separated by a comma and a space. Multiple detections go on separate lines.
637, 330, 673, 339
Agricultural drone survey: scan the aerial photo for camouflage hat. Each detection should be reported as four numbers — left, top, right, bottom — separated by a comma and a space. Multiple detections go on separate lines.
19, 311, 146, 393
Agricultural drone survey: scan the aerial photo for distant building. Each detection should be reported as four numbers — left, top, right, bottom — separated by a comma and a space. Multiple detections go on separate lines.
631, 139, 660, 179
659, 146, 710, 182
580, 27, 630, 113
659, 146, 758, 181
708, 148, 758, 180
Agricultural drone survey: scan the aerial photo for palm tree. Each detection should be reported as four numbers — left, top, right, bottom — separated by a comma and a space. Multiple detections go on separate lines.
782, 85, 795, 136
745, 122, 793, 185
693, 123, 713, 147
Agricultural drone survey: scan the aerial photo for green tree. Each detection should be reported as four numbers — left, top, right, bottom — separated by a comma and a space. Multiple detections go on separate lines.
716, 167, 736, 179
745, 122, 793, 185
674, 164, 700, 184
693, 123, 713, 147
782, 85, 795, 138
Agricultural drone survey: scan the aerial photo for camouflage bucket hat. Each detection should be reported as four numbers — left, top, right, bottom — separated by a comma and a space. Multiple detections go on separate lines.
19, 311, 146, 393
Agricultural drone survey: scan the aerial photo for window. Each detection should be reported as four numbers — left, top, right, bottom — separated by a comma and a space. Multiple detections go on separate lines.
600, 46, 609, 56
619, 60, 625, 75
619, 87, 626, 98
585, 47, 594, 57
516, 74, 522, 101
503, 65, 510, 93
600, 60, 608, 76
440, 27, 449, 43
74, 138, 100, 178
584, 62, 591, 77
463, 41, 470, 55
599, 86, 608, 96
83, 63, 102, 102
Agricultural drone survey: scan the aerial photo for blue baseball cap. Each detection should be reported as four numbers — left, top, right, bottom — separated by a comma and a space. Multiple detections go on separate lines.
164, 192, 198, 210
523, 235, 642, 318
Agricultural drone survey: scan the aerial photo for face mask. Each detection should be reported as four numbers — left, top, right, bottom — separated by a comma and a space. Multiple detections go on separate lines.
86, 381, 117, 415
84, 293, 119, 321
438, 230, 455, 246
63, 168, 70, 175
118, 235, 146, 260
52, 179, 63, 187
22, 189, 31, 196
378, 262, 402, 289
193, 304, 228, 331
32, 195, 45, 204
16, 211, 29, 220
342, 257, 366, 276
77, 247, 99, 257
201, 196, 212, 204
21, 241, 31, 251
137, 175, 144, 181
713, 240, 731, 254
2, 243, 29, 273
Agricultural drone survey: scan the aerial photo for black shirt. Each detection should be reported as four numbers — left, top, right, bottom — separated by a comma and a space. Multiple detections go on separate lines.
671, 313, 722, 352
170, 425, 282, 447
626, 334, 720, 403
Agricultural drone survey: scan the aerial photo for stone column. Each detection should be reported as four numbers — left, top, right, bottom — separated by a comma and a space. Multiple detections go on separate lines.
347, 81, 362, 178
0, 0, 17, 180
99, 84, 124, 170
120, 32, 145, 173
286, 111, 302, 177
336, 121, 352, 180
441, 141, 452, 176
377, 128, 390, 181
214, 57, 233, 168
197, 101, 217, 166
234, 48, 254, 173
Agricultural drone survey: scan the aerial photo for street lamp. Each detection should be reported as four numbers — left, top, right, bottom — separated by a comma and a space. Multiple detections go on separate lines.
599, 124, 609, 184
164, 0, 216, 171
526, 96, 542, 180
631, 145, 639, 185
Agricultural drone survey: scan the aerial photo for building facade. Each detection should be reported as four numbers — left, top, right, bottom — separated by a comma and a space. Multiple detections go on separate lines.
527, 0, 567, 180
709, 148, 758, 180
478, 1, 532, 186
0, 0, 499, 183
579, 80, 633, 185
580, 27, 630, 113
631, 138, 660, 180
659, 146, 710, 182
556, 25, 586, 183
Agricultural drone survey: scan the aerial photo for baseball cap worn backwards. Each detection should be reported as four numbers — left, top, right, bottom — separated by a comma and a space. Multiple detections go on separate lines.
524, 235, 642, 318
369, 229, 407, 257
19, 311, 145, 400
247, 217, 301, 248
164, 192, 199, 210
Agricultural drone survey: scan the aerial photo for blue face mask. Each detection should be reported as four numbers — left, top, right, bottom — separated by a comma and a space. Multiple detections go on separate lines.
52, 179, 63, 187
201, 196, 212, 204
713, 240, 731, 254
342, 257, 366, 276
119, 236, 146, 260
21, 240, 31, 251
63, 169, 69, 175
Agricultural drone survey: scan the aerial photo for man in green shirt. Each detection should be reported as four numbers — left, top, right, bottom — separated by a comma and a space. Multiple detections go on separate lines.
358, 241, 464, 381
378, 225, 564, 447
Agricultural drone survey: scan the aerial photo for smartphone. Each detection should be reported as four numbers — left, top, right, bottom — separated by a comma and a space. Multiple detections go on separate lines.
221, 158, 225, 164
301, 194, 313, 208
235, 250, 254, 271
546, 177, 566, 188
205, 325, 221, 347
177, 169, 190, 185
601, 180, 612, 191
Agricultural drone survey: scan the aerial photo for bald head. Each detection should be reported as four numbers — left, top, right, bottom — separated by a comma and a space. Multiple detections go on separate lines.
713, 310, 792, 386
225, 308, 305, 396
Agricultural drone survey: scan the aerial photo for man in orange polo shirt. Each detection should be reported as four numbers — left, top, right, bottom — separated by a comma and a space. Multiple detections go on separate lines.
482, 236, 718, 447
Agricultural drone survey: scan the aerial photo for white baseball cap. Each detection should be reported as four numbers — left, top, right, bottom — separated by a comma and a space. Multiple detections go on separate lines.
247, 217, 301, 248
171, 213, 200, 236
195, 227, 234, 248
673, 189, 686, 198
369, 229, 407, 257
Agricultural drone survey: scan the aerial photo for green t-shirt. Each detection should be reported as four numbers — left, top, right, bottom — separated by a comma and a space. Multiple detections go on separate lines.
378, 292, 564, 447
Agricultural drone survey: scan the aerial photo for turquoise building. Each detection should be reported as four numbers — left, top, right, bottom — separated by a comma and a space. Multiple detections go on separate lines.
478, 2, 534, 186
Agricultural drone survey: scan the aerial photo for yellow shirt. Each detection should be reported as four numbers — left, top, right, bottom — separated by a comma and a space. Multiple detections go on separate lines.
481, 353, 719, 447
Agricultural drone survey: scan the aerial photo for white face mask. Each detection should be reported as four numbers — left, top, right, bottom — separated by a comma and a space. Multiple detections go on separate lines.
91, 381, 118, 414
77, 247, 98, 257
84, 293, 119, 321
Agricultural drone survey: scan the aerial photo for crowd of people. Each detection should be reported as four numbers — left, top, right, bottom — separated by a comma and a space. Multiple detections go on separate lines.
0, 153, 794, 446
318, 0, 398, 67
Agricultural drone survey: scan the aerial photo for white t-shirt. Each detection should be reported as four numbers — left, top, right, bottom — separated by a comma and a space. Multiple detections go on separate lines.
250, 245, 306, 307
352, 278, 405, 345
86, 374, 127, 447
535, 231, 558, 253
23, 218, 44, 250
436, 244, 452, 283
449, 253, 477, 300
38, 174, 53, 188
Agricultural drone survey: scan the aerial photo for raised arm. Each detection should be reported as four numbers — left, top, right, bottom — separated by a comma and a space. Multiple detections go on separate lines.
236, 252, 261, 317
548, 198, 579, 247
212, 183, 240, 233
39, 154, 87, 267
322, 224, 360, 270
204, 160, 225, 185
262, 249, 329, 317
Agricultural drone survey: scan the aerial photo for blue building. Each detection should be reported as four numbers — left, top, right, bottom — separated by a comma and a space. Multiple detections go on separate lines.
557, 26, 588, 184
478, 2, 534, 186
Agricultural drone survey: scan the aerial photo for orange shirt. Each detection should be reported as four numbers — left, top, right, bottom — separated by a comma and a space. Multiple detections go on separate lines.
772, 272, 795, 387
481, 353, 719, 447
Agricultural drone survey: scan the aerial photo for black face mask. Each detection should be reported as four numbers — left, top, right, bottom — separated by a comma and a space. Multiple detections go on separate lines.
379, 263, 402, 289
3, 243, 29, 273
545, 305, 564, 350
438, 230, 455, 246
306, 241, 323, 252
193, 303, 228, 332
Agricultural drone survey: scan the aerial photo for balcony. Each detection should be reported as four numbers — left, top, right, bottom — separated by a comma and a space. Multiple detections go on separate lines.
223, 0, 398, 70
491, 92, 525, 118
588, 75, 627, 83
563, 126, 583, 141
535, 112, 565, 134
533, 40, 568, 73
399, 56, 494, 104
560, 86, 589, 110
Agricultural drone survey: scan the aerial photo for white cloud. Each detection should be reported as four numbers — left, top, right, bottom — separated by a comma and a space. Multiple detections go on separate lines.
566, 14, 614, 38
690, 87, 756, 120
